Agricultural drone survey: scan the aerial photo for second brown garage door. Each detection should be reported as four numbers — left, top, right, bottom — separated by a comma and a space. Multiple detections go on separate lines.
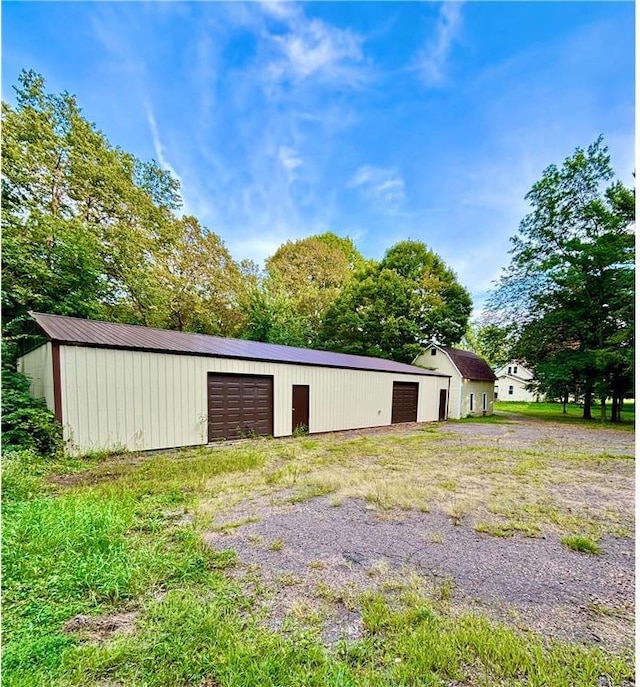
391, 382, 419, 424
208, 373, 273, 441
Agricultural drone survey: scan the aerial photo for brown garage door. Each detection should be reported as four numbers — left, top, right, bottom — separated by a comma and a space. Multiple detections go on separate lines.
391, 382, 419, 424
208, 373, 273, 441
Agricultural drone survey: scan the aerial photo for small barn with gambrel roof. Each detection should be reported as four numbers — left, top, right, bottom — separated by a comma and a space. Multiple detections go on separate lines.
414, 344, 496, 419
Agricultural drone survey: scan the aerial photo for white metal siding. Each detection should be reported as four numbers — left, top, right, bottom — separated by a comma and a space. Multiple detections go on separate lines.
59, 346, 449, 454
459, 380, 495, 417
17, 343, 55, 411
415, 349, 463, 419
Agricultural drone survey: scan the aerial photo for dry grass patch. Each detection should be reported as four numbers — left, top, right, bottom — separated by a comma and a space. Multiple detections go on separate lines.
194, 425, 633, 540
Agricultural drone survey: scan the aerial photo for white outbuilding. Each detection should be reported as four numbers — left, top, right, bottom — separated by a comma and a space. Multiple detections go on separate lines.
414, 344, 496, 419
18, 312, 451, 455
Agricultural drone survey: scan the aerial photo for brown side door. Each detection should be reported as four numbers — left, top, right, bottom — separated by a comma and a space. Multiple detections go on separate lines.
438, 389, 448, 420
292, 385, 310, 433
391, 382, 419, 424
207, 373, 273, 441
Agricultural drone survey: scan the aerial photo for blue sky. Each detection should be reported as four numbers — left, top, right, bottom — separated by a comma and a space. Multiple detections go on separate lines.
2, 1, 634, 313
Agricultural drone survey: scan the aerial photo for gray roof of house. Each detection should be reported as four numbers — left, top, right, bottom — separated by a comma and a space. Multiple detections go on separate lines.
29, 312, 449, 378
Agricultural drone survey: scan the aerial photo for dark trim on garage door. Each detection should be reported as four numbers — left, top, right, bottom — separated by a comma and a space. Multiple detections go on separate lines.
207, 373, 274, 441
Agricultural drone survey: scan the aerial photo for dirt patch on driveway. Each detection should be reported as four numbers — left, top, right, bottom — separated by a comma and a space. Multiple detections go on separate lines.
204, 416, 634, 652
206, 496, 634, 651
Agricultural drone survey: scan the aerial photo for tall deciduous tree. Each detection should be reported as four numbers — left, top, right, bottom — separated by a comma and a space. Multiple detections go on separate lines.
2, 70, 248, 349
489, 138, 634, 420
242, 232, 367, 346
318, 240, 472, 363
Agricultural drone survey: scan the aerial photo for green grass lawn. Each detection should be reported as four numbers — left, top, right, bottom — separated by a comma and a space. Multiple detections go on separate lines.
2, 430, 634, 687
494, 401, 635, 429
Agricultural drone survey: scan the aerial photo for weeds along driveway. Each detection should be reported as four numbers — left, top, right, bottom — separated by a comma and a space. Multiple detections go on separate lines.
203, 416, 635, 652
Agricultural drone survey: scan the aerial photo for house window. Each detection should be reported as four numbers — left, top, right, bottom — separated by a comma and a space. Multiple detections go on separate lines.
508, 366, 512, 374
508, 385, 514, 395
513, 366, 518, 374
431, 348, 437, 356
469, 393, 475, 412
482, 393, 488, 411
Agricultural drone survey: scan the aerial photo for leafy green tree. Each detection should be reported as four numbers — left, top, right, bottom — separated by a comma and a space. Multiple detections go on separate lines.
137, 216, 249, 336
460, 322, 514, 368
241, 279, 315, 347
318, 241, 472, 363
490, 137, 634, 420
2, 70, 249, 344
243, 232, 366, 346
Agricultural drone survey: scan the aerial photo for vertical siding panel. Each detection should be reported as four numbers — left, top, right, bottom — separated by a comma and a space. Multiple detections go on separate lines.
186, 356, 195, 445
197, 356, 205, 445
197, 357, 206, 444
179, 356, 188, 446
102, 349, 111, 448
92, 349, 103, 447
164, 353, 172, 449
169, 355, 178, 448
126, 350, 136, 448
96, 349, 105, 447
149, 354, 160, 450
79, 348, 91, 451
140, 352, 150, 450
173, 356, 182, 447
144, 352, 151, 448
108, 349, 117, 449
170, 354, 178, 448
95, 348, 105, 446
61, 347, 77, 449
174, 356, 183, 447
115, 349, 127, 450
161, 353, 169, 448
133, 352, 142, 449
76, 347, 88, 450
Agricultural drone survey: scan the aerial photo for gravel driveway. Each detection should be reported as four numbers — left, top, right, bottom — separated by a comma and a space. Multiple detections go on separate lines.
205, 415, 634, 651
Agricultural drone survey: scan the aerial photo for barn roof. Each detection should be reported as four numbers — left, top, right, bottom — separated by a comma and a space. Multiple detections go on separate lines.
439, 346, 496, 382
28, 312, 449, 378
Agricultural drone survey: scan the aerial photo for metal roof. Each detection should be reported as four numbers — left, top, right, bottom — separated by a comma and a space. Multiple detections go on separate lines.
439, 346, 496, 382
29, 312, 449, 378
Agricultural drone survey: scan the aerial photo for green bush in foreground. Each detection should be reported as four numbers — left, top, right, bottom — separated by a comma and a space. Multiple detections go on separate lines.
1, 368, 63, 456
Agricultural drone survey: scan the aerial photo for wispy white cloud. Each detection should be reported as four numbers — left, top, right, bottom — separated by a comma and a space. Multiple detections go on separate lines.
278, 145, 303, 182
145, 103, 186, 208
415, 1, 464, 85
349, 165, 406, 204
256, 2, 367, 86
273, 19, 363, 80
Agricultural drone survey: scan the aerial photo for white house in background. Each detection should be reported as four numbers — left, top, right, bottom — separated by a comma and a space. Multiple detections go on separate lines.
414, 344, 496, 419
494, 361, 540, 402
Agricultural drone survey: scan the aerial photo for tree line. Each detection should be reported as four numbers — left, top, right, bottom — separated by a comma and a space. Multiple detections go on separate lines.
2, 71, 472, 369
